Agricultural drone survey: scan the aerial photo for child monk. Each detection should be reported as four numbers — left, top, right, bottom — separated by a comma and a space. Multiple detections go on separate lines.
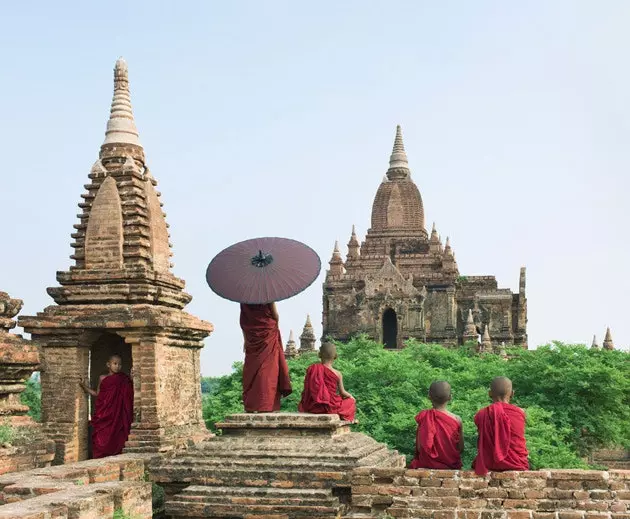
79, 354, 134, 459
472, 376, 529, 475
409, 381, 464, 469
298, 342, 356, 422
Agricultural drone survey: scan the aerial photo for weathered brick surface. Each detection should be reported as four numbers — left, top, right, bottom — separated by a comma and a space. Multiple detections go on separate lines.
0, 454, 152, 517
322, 127, 527, 350
155, 413, 404, 518
343, 468, 630, 519
17, 59, 214, 463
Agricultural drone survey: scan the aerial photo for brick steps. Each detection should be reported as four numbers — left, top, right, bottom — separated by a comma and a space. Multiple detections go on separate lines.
155, 414, 404, 518
167, 486, 341, 518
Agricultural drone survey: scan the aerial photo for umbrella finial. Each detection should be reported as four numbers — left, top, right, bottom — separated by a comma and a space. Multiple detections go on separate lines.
251, 250, 274, 268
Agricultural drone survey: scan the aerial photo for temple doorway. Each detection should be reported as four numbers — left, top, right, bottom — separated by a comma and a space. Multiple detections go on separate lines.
382, 308, 398, 349
88, 332, 132, 459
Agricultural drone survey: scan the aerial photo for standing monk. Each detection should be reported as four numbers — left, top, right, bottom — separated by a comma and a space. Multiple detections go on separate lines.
472, 376, 529, 475
410, 381, 463, 469
240, 302, 292, 412
79, 354, 134, 459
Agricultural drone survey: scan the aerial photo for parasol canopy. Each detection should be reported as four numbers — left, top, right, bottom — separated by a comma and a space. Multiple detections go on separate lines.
206, 237, 321, 304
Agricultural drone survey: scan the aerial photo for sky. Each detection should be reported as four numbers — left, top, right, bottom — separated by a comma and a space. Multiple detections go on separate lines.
1, 1, 629, 376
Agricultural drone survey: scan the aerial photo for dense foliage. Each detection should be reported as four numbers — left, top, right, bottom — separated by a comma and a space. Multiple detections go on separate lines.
20, 378, 42, 422
202, 338, 630, 469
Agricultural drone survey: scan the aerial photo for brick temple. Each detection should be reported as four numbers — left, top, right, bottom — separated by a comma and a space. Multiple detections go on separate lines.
322, 126, 528, 351
18, 58, 213, 464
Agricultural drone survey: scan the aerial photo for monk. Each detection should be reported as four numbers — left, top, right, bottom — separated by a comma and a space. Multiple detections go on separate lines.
240, 302, 292, 412
298, 342, 356, 422
79, 354, 134, 459
472, 376, 529, 475
410, 381, 463, 469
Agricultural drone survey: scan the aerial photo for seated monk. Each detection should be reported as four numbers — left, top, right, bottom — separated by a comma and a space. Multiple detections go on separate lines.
79, 354, 134, 459
410, 381, 463, 469
472, 376, 529, 475
298, 342, 356, 422
240, 302, 292, 412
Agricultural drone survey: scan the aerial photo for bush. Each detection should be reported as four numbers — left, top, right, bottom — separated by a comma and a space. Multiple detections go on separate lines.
21, 377, 41, 422
201, 337, 629, 469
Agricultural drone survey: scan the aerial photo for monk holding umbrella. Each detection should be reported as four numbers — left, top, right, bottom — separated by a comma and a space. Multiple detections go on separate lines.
206, 237, 321, 412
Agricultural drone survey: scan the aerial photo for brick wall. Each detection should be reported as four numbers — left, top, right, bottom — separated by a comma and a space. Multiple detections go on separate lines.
0, 454, 153, 518
0, 439, 55, 476
346, 468, 630, 518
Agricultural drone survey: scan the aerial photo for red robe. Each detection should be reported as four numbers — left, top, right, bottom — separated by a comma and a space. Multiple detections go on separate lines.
298, 363, 356, 422
409, 409, 463, 469
91, 372, 134, 459
472, 402, 529, 475
240, 304, 292, 412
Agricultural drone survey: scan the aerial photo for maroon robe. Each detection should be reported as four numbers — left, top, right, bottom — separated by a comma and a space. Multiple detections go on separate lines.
240, 304, 292, 412
91, 372, 134, 459
472, 402, 529, 475
409, 409, 462, 469
298, 363, 356, 421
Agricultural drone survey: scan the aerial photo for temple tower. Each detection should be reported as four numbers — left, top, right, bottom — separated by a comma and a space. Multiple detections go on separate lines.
322, 125, 527, 350
284, 330, 298, 358
602, 328, 615, 350
20, 59, 213, 463
299, 315, 317, 353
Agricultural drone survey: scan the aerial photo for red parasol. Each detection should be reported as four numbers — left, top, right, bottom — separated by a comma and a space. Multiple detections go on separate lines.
206, 237, 321, 304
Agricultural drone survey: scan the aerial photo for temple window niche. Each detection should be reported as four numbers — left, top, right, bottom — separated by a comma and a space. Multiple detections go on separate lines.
382, 308, 398, 349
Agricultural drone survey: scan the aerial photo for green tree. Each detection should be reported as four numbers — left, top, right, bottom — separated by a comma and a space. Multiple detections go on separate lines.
20, 377, 41, 422
201, 337, 629, 469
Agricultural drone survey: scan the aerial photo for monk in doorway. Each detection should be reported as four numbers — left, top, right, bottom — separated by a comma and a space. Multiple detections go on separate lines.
240, 302, 292, 412
79, 354, 134, 459
298, 342, 356, 422
410, 381, 463, 469
472, 376, 529, 475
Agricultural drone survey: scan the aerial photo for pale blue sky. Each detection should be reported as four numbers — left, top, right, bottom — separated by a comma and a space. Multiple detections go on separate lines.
1, 1, 628, 375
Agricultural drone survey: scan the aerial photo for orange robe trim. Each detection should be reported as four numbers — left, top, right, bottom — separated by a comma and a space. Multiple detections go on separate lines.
472, 402, 529, 475
240, 303, 292, 412
409, 409, 462, 470
298, 363, 356, 422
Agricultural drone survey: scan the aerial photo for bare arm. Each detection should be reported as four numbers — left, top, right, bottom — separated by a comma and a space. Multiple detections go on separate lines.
79, 375, 104, 398
337, 372, 353, 399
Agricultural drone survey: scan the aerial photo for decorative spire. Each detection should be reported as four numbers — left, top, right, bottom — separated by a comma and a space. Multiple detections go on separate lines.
430, 222, 442, 254
480, 324, 492, 353
102, 58, 141, 148
591, 335, 599, 349
347, 225, 360, 261
444, 237, 454, 257
299, 315, 316, 353
603, 327, 614, 350
463, 309, 477, 343
284, 330, 298, 358
386, 125, 410, 180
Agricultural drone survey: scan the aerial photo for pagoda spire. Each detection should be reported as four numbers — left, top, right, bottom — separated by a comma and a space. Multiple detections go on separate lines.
102, 57, 141, 150
284, 330, 298, 358
480, 324, 492, 353
299, 315, 316, 353
387, 125, 410, 180
463, 309, 477, 343
346, 225, 360, 261
603, 327, 614, 350
591, 335, 599, 349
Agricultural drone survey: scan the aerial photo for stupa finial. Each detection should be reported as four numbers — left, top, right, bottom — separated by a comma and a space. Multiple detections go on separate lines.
387, 125, 410, 180
102, 57, 141, 148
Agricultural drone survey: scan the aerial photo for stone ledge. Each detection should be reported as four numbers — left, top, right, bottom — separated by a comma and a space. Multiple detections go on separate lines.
0, 481, 151, 519
345, 468, 630, 518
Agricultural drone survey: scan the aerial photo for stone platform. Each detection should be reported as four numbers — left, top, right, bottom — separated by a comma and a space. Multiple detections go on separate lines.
151, 413, 405, 518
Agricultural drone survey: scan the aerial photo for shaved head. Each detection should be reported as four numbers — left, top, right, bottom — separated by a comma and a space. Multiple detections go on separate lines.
319, 342, 337, 361
108, 354, 122, 362
429, 381, 452, 405
490, 377, 513, 399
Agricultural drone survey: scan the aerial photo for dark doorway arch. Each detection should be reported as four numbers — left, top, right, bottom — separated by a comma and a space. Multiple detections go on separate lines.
88, 332, 132, 459
382, 308, 398, 349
